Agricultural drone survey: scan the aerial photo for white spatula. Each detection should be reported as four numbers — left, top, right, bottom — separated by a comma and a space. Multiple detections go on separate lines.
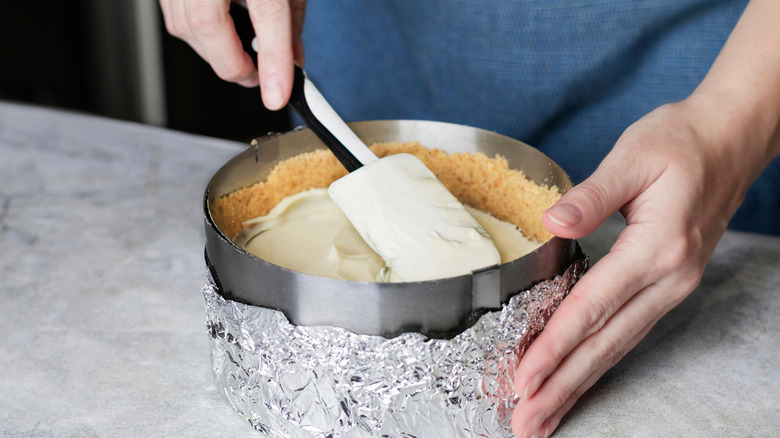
286, 66, 500, 282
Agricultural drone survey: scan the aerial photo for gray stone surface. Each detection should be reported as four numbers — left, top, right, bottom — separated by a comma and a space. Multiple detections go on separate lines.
0, 102, 777, 437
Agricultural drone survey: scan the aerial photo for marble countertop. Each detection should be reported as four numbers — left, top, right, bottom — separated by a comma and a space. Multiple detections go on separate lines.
0, 102, 777, 437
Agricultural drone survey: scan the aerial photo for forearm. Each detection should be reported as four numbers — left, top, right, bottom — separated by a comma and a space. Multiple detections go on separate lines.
691, 0, 780, 172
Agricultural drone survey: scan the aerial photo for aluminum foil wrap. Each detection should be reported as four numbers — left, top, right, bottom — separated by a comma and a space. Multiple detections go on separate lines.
203, 257, 587, 437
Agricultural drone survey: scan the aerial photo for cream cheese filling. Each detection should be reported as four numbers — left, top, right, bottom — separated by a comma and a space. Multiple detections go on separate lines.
235, 189, 541, 282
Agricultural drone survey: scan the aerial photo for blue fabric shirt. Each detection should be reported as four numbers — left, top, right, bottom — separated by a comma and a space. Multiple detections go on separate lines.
300, 0, 779, 234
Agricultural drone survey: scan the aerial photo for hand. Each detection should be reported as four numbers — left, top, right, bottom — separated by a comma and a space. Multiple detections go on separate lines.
510, 1, 780, 431
510, 96, 765, 437
159, 0, 307, 110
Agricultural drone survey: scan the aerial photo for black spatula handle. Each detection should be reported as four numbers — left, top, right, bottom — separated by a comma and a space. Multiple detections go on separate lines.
230, 4, 367, 172
287, 67, 364, 172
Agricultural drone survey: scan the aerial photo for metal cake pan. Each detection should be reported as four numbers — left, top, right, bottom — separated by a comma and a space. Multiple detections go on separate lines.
204, 120, 580, 338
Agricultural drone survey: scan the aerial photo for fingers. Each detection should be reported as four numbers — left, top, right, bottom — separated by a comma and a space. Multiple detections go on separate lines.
542, 151, 646, 239
511, 285, 664, 438
511, 216, 698, 437
162, 0, 259, 87
246, 0, 297, 110
512, 235, 655, 401
512, 324, 646, 438
160, 0, 306, 110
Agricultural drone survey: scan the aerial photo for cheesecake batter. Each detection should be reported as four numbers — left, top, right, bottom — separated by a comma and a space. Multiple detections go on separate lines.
235, 189, 541, 282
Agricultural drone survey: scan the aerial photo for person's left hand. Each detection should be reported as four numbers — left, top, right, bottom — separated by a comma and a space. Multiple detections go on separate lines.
509, 95, 766, 438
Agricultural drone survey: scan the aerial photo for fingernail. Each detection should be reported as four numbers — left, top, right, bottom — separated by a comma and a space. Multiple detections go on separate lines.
238, 77, 259, 88
262, 76, 285, 110
546, 202, 582, 227
524, 412, 548, 438
523, 373, 543, 399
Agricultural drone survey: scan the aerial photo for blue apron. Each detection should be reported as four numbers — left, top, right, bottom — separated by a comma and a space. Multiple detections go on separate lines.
300, 0, 779, 234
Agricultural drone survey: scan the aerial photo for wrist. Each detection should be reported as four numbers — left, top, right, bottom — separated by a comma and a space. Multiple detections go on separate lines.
686, 0, 780, 166
687, 78, 780, 180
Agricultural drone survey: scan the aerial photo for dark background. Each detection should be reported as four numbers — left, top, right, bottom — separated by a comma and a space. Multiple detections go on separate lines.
0, 1, 291, 143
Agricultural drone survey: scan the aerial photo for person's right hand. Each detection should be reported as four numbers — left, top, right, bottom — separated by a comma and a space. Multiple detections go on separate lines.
159, 0, 307, 110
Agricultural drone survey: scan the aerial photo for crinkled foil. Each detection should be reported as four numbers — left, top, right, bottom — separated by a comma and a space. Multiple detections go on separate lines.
203, 257, 587, 437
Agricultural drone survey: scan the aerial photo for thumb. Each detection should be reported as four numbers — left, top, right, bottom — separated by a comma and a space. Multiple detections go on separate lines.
543, 164, 639, 239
